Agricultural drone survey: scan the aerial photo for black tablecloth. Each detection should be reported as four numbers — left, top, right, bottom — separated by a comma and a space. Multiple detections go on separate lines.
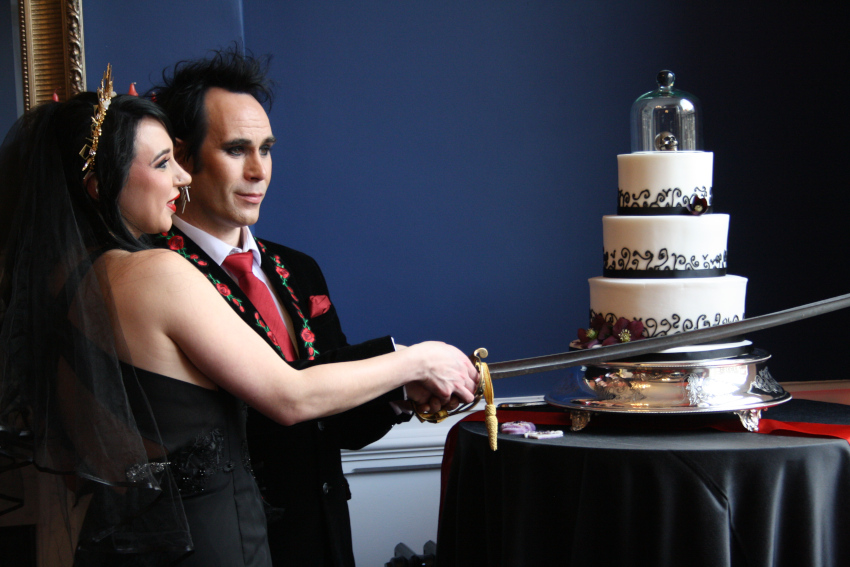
437, 400, 850, 567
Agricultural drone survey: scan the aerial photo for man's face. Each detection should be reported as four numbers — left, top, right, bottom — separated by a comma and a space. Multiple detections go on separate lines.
178, 87, 276, 245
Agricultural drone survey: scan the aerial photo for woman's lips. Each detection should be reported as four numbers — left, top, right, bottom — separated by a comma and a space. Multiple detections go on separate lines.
167, 193, 180, 213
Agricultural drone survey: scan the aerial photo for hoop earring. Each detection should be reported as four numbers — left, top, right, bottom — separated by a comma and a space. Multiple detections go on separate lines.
179, 185, 191, 214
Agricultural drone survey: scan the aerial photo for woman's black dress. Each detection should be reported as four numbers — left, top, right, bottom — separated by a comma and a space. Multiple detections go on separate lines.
124, 364, 272, 566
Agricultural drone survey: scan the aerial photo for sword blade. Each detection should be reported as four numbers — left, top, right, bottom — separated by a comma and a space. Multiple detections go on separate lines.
488, 293, 850, 379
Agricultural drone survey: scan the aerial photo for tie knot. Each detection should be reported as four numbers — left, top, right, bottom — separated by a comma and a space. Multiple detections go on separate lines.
223, 251, 254, 276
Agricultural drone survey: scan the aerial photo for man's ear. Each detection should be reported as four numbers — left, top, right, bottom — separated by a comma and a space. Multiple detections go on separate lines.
85, 174, 99, 200
174, 138, 195, 173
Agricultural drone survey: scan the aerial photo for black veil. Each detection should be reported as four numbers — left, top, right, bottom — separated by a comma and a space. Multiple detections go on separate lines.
0, 97, 191, 563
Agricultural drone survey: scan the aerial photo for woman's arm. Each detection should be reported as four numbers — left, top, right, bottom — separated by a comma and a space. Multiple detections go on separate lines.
106, 249, 478, 426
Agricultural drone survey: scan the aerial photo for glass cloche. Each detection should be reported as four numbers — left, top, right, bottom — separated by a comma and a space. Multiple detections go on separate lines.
630, 70, 702, 152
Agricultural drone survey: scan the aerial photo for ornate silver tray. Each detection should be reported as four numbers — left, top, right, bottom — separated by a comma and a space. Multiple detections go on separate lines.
544, 348, 790, 431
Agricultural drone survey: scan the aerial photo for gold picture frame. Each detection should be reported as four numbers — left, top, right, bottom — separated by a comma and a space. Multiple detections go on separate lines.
17, 0, 85, 111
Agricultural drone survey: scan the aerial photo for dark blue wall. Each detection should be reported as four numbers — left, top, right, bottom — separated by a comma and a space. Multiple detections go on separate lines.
82, 1, 850, 397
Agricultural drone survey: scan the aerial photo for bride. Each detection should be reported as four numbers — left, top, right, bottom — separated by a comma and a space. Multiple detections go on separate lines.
0, 67, 478, 566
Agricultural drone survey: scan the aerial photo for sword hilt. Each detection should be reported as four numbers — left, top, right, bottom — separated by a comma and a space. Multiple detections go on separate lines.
412, 348, 496, 446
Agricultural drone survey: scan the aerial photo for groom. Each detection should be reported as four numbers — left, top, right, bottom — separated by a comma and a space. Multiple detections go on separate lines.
150, 48, 410, 567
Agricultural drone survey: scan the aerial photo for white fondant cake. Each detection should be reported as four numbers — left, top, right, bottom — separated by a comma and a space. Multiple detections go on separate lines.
588, 275, 747, 338
581, 150, 748, 356
602, 214, 728, 276
618, 151, 713, 212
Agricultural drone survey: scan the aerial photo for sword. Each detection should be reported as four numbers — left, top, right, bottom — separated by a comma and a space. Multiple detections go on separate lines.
487, 292, 850, 379
414, 293, 850, 429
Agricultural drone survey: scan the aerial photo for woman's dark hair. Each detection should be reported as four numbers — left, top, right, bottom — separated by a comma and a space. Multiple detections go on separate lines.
148, 45, 274, 170
0, 93, 173, 255
57, 93, 174, 250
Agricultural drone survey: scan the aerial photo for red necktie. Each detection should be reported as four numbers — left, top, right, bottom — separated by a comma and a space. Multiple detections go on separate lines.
222, 251, 298, 361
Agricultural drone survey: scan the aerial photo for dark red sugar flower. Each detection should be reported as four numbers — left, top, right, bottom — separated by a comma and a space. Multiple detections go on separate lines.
577, 315, 645, 348
687, 195, 709, 216
612, 317, 645, 343
577, 314, 607, 348
577, 328, 598, 348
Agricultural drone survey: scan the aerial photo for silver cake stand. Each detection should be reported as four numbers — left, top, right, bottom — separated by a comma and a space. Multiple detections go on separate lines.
544, 348, 790, 432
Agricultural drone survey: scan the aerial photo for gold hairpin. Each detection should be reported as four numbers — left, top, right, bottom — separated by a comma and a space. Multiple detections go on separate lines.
80, 63, 117, 175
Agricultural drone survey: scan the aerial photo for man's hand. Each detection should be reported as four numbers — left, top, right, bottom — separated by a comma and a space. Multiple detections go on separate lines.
404, 384, 466, 415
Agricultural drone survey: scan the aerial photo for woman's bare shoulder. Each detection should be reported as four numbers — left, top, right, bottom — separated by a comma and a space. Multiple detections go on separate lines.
102, 248, 207, 290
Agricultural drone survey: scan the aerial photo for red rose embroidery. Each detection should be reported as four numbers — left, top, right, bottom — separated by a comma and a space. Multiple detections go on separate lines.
190, 254, 199, 259
301, 328, 315, 343
308, 347, 315, 356
267, 331, 279, 346
198, 261, 208, 266
276, 266, 290, 279
168, 235, 184, 250
215, 283, 231, 296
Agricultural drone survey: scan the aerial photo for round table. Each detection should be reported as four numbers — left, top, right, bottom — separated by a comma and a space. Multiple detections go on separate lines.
437, 400, 850, 567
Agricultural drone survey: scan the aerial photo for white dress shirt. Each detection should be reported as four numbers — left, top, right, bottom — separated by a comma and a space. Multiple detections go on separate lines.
171, 216, 290, 328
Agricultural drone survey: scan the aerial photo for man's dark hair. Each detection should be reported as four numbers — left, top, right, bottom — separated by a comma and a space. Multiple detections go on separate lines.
148, 46, 274, 170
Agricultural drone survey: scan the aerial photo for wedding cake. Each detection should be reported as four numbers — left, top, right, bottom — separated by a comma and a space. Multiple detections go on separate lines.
577, 71, 749, 359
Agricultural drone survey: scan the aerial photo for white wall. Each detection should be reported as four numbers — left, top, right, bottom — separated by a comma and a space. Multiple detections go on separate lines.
342, 395, 541, 566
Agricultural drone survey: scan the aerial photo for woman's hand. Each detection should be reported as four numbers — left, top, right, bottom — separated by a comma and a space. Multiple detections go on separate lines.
403, 342, 479, 411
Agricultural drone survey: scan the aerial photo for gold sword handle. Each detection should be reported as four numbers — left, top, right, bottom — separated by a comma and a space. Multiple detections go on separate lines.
412, 348, 495, 446
475, 348, 498, 451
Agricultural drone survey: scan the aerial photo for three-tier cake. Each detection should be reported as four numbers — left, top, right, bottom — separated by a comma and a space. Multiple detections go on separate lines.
575, 70, 750, 360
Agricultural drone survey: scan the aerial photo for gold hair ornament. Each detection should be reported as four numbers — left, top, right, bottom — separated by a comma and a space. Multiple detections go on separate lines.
80, 63, 117, 176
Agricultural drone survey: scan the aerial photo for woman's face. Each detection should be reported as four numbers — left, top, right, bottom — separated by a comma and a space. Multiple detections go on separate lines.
118, 117, 190, 237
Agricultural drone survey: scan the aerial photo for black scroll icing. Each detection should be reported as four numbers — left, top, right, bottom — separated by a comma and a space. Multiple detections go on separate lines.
602, 248, 727, 278
617, 186, 713, 216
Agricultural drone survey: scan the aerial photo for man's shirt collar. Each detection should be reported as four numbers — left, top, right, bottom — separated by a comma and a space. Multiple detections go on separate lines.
171, 216, 262, 267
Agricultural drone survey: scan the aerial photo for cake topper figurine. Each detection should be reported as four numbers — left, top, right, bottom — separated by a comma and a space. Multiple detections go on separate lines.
654, 131, 678, 151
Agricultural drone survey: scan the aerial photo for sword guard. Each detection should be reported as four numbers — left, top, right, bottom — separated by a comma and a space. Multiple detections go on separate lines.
412, 347, 496, 438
